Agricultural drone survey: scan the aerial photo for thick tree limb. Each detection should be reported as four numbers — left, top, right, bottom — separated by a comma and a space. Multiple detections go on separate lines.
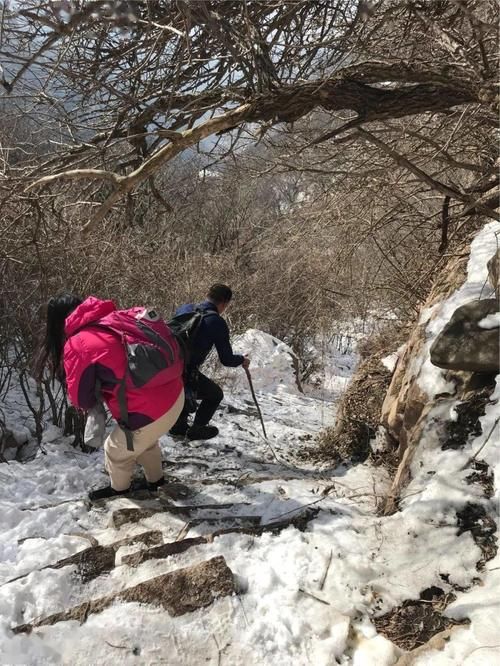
25, 70, 480, 231
82, 103, 252, 232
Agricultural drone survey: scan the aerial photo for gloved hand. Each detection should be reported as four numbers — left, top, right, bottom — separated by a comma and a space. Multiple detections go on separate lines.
84, 402, 107, 448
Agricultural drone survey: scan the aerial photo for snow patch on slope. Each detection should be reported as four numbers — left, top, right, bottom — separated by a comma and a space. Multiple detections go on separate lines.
225, 328, 301, 394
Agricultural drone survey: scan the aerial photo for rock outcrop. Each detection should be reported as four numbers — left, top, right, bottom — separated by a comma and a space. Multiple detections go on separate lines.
430, 299, 499, 373
380, 228, 499, 513
380, 250, 471, 460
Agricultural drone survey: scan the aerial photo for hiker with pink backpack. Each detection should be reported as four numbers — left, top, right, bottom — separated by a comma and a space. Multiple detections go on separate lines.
44, 294, 185, 500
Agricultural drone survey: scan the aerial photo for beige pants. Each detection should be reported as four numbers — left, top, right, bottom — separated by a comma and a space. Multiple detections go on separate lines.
105, 389, 184, 491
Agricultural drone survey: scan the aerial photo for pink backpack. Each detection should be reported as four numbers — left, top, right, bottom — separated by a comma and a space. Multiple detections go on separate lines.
88, 307, 183, 450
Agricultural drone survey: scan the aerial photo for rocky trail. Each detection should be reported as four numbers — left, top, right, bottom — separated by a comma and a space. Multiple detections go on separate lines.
0, 327, 498, 665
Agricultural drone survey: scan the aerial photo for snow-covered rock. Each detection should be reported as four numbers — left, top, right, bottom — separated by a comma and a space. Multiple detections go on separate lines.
224, 328, 301, 394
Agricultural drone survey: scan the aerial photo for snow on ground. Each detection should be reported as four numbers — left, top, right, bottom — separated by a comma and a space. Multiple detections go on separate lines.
306, 343, 358, 403
0, 255, 499, 666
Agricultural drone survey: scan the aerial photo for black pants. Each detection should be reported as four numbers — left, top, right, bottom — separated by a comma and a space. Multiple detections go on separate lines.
174, 371, 223, 430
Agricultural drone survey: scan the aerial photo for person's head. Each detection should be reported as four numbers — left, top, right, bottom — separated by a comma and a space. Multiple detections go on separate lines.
45, 293, 82, 379
207, 283, 233, 313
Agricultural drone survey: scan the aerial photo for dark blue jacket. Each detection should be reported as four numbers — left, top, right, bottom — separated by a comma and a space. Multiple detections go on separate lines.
175, 300, 244, 371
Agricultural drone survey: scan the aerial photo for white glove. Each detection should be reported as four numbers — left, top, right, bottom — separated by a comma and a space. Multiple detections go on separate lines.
84, 402, 107, 448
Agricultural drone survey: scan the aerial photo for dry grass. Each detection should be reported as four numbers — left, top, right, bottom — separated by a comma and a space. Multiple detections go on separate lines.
316, 323, 411, 464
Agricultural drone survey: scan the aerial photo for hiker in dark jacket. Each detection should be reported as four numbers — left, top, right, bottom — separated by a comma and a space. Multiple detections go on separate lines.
170, 283, 250, 441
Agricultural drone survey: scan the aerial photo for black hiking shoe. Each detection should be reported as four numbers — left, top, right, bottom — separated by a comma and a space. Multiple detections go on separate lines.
169, 424, 188, 438
157, 482, 192, 500
187, 424, 219, 441
147, 476, 166, 491
148, 475, 192, 499
88, 485, 129, 501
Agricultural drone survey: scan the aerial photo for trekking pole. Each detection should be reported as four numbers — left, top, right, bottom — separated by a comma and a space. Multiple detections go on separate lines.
244, 367, 296, 470
244, 367, 268, 440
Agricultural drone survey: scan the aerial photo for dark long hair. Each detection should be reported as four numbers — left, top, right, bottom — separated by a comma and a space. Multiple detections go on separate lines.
44, 293, 82, 380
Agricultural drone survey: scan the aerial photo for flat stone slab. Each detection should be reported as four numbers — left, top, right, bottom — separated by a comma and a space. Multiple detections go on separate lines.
51, 530, 164, 582
123, 537, 207, 567
13, 556, 235, 633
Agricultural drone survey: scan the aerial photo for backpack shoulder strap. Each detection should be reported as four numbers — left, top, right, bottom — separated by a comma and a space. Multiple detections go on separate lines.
196, 307, 219, 321
188, 306, 218, 336
70, 321, 135, 451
